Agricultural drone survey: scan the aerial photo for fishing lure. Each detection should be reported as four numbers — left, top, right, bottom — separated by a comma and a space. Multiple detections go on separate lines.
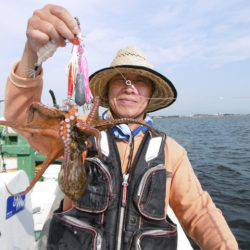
27, 15, 92, 109
75, 73, 85, 106
67, 33, 93, 107
27, 26, 93, 111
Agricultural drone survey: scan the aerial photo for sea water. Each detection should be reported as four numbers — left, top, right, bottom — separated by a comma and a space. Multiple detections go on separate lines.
154, 115, 250, 249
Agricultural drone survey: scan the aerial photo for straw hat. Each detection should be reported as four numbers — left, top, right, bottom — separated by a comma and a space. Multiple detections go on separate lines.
89, 46, 177, 112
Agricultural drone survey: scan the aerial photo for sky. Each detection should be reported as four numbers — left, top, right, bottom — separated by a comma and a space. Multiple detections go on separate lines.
0, 0, 249, 116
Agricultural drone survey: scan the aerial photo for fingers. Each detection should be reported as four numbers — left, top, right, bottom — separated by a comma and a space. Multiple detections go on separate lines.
29, 15, 66, 47
26, 4, 81, 52
45, 4, 80, 35
26, 29, 50, 50
34, 7, 77, 44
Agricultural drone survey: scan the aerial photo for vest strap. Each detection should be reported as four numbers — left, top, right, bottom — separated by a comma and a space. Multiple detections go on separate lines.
100, 131, 109, 157
145, 136, 163, 162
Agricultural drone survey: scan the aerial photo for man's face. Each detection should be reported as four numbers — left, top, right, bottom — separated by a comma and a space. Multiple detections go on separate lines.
108, 73, 153, 119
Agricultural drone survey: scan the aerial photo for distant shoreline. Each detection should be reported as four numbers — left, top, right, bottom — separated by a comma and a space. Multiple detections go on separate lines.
152, 113, 250, 119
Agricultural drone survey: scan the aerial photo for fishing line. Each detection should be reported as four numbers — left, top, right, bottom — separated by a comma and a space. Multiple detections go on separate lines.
111, 97, 148, 117
111, 66, 139, 94
108, 50, 250, 103
23, 19, 250, 104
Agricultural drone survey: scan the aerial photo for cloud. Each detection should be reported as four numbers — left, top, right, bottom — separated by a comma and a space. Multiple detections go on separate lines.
142, 0, 250, 69
1, 0, 249, 73
208, 35, 250, 67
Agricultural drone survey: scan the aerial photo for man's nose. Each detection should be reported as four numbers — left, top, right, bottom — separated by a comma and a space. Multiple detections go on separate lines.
124, 84, 139, 95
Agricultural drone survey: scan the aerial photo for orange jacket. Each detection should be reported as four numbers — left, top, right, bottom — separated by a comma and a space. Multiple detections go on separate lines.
4, 62, 238, 250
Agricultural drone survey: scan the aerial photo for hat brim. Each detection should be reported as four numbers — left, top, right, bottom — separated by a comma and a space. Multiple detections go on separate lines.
89, 65, 177, 113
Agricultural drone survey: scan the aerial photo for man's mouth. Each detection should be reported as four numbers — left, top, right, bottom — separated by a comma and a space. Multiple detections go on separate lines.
117, 98, 137, 104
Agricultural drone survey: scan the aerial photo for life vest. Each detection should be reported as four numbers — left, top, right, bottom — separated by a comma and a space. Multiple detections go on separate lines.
47, 129, 177, 250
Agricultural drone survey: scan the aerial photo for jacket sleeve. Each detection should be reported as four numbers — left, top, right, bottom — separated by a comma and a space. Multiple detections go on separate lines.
166, 137, 238, 250
4, 62, 43, 123
3, 62, 51, 156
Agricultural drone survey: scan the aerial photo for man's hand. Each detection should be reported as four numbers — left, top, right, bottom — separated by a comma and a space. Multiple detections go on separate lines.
17, 4, 80, 77
26, 4, 79, 52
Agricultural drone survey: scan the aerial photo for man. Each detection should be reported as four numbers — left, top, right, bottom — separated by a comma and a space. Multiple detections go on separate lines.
4, 4, 238, 249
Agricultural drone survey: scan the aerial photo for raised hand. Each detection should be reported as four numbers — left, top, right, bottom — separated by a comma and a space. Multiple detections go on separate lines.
16, 4, 80, 77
